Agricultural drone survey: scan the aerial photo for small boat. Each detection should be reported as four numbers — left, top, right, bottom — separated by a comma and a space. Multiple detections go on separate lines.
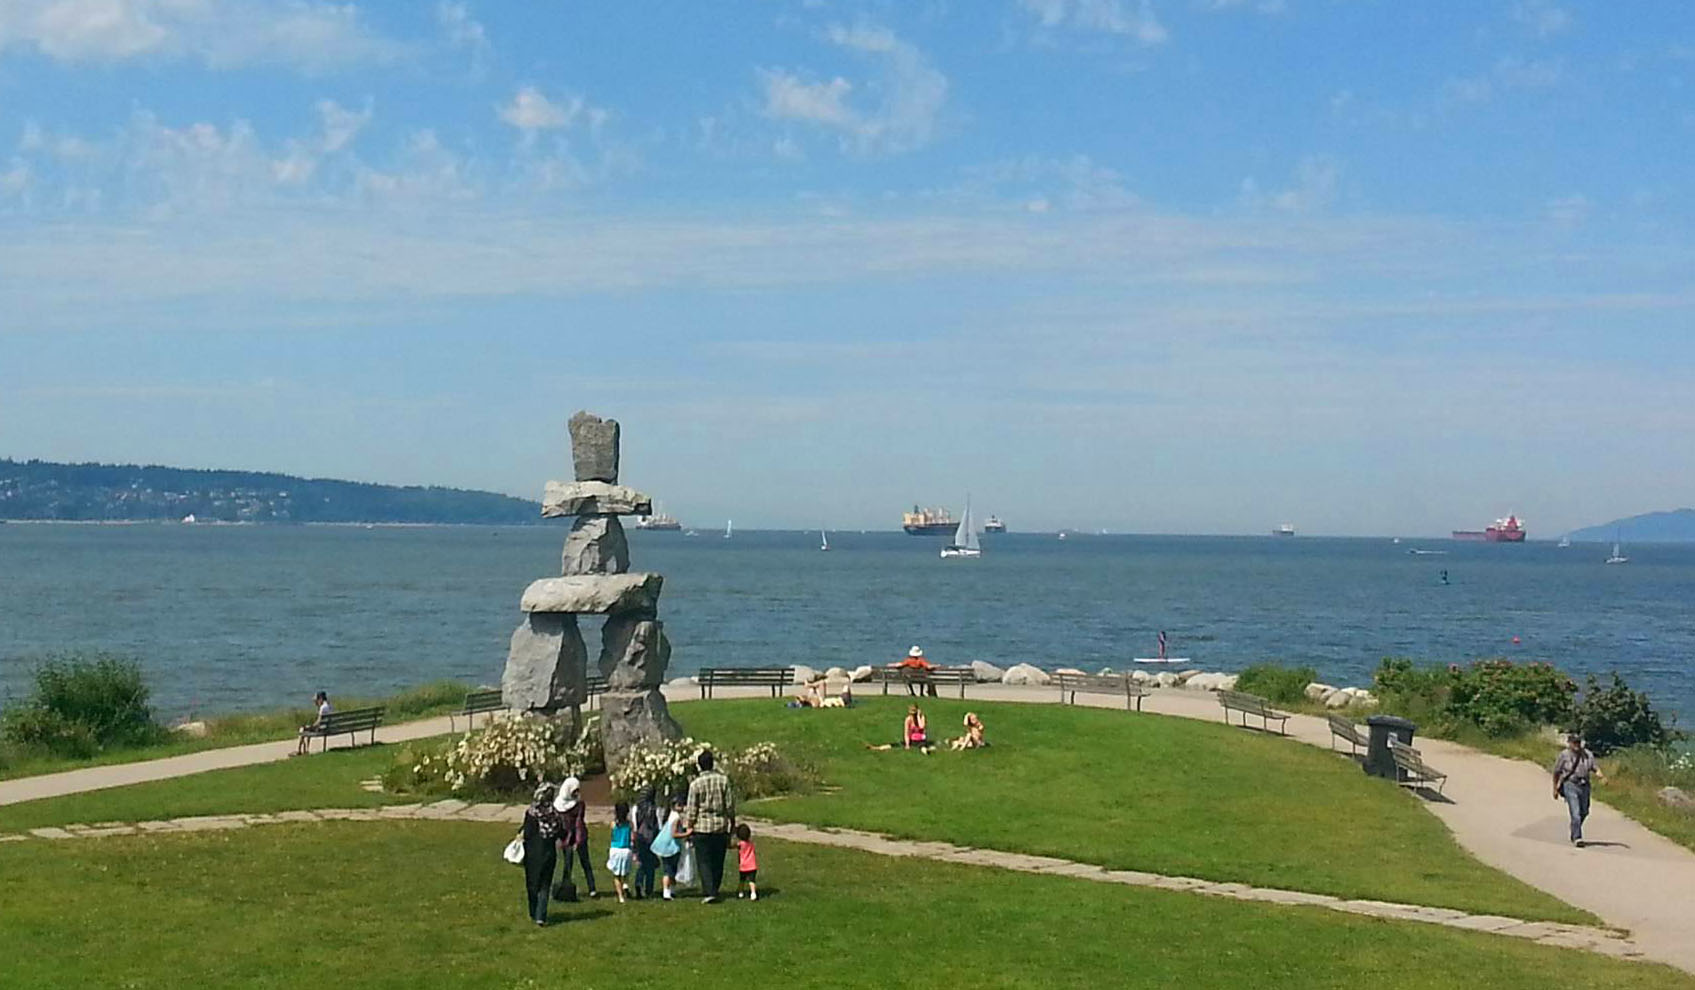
1408, 548, 1448, 556
941, 498, 982, 559
1057, 531, 1068, 541
723, 519, 733, 540
1605, 534, 1628, 565
819, 526, 830, 552
683, 529, 698, 538
181, 513, 197, 524
1557, 534, 1572, 549
1273, 523, 1296, 537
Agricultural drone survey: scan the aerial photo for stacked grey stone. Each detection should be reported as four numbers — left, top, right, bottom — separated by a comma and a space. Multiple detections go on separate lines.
500, 411, 683, 771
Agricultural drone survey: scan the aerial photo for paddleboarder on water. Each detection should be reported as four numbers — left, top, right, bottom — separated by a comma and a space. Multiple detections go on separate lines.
1158, 630, 1167, 661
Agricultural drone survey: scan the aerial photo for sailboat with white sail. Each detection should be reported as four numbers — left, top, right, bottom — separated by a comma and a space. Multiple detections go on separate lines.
724, 519, 733, 540
940, 498, 981, 559
819, 526, 830, 552
1606, 530, 1628, 564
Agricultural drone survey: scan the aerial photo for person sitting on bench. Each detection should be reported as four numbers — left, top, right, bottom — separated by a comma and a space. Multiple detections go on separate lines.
894, 646, 937, 697
295, 690, 332, 756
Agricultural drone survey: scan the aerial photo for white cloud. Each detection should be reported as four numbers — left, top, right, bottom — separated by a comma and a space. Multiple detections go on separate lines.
1512, 0, 1572, 38
1202, 0, 1286, 14
498, 86, 581, 136
945, 155, 1138, 212
0, 0, 408, 70
435, 1, 488, 69
1545, 193, 1590, 226
1240, 155, 1342, 213
272, 97, 371, 185
1445, 56, 1561, 104
757, 23, 948, 156
1018, 0, 1168, 46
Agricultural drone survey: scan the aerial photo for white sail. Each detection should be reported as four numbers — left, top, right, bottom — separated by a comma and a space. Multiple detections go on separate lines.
942, 496, 982, 557
724, 519, 733, 539
820, 526, 829, 551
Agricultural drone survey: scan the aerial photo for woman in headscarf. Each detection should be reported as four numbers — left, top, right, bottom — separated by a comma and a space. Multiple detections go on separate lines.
522, 781, 564, 925
553, 775, 598, 900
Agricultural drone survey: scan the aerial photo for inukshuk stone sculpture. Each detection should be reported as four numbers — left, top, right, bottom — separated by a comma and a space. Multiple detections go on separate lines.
500, 411, 683, 772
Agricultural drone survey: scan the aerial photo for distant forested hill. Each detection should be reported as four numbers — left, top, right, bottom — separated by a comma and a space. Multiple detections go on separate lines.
0, 458, 540, 524
1568, 508, 1695, 544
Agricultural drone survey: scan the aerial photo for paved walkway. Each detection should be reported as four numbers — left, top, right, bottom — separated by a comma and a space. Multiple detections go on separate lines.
0, 798, 1644, 964
3, 682, 1694, 975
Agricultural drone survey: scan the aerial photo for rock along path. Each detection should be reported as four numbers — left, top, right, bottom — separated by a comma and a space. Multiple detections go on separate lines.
0, 798, 1644, 965
3, 683, 1695, 975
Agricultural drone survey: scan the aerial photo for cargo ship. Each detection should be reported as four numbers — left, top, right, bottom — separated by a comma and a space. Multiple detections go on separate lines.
1273, 523, 1296, 537
1452, 514, 1526, 543
634, 512, 682, 531
983, 515, 1007, 533
902, 505, 957, 536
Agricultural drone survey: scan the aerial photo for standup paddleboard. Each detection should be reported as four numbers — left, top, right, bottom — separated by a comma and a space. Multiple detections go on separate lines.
1131, 657, 1193, 664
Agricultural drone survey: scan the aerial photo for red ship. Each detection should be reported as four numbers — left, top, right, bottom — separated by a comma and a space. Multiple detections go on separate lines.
1452, 515, 1527, 542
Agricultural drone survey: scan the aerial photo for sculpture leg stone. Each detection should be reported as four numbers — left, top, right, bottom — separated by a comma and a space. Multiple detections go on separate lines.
561, 515, 630, 576
598, 613, 669, 690
600, 690, 683, 774
502, 612, 588, 713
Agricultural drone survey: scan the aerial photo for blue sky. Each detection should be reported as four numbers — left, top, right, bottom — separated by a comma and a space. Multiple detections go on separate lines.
1, 0, 1691, 536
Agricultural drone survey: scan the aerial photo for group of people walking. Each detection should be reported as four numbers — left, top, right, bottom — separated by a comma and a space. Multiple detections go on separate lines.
519, 750, 758, 926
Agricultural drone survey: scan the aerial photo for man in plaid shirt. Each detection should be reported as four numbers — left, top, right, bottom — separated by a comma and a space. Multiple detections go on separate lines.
685, 750, 737, 903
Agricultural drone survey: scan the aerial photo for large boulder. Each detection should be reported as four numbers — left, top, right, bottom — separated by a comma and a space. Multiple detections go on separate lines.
1186, 672, 1220, 691
850, 664, 874, 682
1217, 674, 1239, 691
791, 664, 820, 684
1054, 667, 1087, 677
971, 660, 1005, 683
561, 516, 630, 575
1002, 663, 1051, 686
599, 690, 684, 774
1176, 669, 1201, 684
541, 480, 653, 517
598, 614, 671, 690
568, 411, 620, 483
1128, 669, 1151, 685
503, 612, 589, 711
1154, 672, 1179, 688
1658, 787, 1695, 811
667, 676, 697, 692
521, 573, 663, 614
1323, 689, 1353, 709
1305, 682, 1333, 701
825, 666, 849, 680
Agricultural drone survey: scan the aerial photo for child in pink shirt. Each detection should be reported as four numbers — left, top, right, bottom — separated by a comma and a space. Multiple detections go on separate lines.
733, 823, 759, 901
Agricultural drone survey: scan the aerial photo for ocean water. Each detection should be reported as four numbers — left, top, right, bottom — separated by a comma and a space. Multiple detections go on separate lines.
1, 524, 1692, 724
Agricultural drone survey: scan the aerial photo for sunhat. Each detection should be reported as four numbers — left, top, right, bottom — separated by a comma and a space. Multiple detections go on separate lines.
908, 645, 924, 657
554, 775, 581, 812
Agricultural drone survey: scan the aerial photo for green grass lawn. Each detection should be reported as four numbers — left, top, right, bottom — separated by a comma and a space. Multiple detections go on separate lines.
0, 741, 419, 832
681, 697, 1590, 923
1, 820, 1687, 990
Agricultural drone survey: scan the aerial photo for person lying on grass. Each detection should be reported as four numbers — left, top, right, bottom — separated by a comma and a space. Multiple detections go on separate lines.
865, 705, 932, 752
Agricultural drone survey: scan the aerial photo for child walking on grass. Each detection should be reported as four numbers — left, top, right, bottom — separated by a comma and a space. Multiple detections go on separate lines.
734, 823, 759, 901
607, 801, 634, 903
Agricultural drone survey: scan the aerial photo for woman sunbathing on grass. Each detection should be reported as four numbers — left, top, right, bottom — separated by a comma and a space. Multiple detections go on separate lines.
950, 711, 987, 750
865, 705, 932, 752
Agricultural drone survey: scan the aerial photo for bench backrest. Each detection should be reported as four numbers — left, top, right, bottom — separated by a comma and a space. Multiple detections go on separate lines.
462, 689, 505, 714
585, 674, 608, 696
1219, 690, 1273, 715
1326, 713, 1365, 742
320, 706, 384, 732
874, 665, 973, 681
1389, 740, 1435, 774
1055, 672, 1146, 694
700, 667, 794, 685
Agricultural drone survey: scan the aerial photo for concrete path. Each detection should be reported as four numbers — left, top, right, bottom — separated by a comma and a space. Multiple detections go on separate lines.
4, 681, 1694, 975
0, 799, 1645, 965
0, 715, 460, 806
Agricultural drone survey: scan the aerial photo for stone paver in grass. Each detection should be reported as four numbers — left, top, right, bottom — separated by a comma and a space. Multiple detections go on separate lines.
0, 803, 1649, 968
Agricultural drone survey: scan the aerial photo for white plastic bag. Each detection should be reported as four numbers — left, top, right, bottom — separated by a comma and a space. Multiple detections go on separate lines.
675, 844, 696, 887
503, 834, 525, 866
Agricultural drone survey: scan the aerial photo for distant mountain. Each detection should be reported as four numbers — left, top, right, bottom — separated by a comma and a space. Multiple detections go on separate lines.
0, 458, 541, 524
1568, 508, 1695, 544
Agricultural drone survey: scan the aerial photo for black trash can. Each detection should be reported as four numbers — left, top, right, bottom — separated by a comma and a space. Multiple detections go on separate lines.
1364, 715, 1417, 779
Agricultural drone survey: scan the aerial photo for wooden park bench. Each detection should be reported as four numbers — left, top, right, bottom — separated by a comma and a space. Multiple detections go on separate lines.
697, 666, 794, 699
870, 665, 976, 699
585, 674, 608, 708
302, 706, 385, 752
451, 689, 507, 732
1326, 712, 1368, 755
1218, 690, 1289, 734
1053, 672, 1148, 711
1389, 739, 1449, 794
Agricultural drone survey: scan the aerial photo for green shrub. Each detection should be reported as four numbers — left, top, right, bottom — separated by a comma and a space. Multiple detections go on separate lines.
1572, 674, 1682, 756
1, 653, 165, 756
1372, 657, 1454, 728
1605, 745, 1695, 789
1446, 660, 1576, 737
1234, 663, 1318, 705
